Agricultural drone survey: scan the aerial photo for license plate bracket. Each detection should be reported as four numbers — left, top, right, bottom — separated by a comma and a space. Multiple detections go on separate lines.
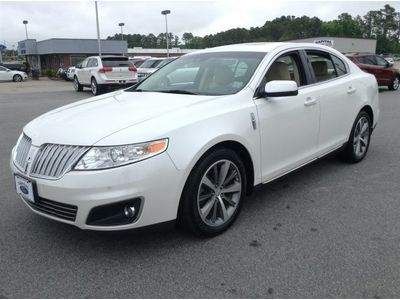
14, 174, 35, 203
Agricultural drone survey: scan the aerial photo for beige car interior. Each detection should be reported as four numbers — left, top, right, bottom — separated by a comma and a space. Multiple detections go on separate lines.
265, 59, 301, 86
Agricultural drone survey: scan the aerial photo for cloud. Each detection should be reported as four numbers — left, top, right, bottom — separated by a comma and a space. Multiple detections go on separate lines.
0, 0, 399, 47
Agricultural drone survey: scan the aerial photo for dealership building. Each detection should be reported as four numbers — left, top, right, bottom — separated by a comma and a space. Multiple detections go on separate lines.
17, 38, 127, 71
290, 36, 377, 53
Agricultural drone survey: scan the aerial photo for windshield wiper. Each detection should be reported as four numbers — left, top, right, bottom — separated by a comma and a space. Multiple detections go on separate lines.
158, 89, 198, 95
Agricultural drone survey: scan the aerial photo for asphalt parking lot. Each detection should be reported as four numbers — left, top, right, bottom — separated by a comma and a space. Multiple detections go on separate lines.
0, 79, 399, 298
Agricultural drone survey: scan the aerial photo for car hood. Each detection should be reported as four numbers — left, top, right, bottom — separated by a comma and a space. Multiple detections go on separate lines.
24, 90, 217, 146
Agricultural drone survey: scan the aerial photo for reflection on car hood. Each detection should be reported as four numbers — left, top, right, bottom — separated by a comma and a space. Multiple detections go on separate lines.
24, 90, 215, 146
137, 68, 158, 74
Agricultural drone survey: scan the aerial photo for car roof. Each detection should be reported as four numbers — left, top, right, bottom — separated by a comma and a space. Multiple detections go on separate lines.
185, 42, 343, 55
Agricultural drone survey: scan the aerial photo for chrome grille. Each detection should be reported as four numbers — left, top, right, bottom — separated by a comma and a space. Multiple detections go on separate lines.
15, 134, 32, 170
30, 144, 89, 179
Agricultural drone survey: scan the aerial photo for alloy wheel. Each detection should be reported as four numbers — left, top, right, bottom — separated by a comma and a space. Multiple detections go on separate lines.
91, 80, 97, 95
197, 159, 242, 227
353, 116, 370, 158
393, 77, 399, 90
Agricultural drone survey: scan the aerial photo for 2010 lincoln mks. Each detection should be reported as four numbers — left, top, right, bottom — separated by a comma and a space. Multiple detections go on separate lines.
11, 43, 379, 236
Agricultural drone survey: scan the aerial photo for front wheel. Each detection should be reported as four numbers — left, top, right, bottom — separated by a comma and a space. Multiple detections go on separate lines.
91, 78, 101, 96
337, 111, 371, 163
13, 74, 22, 82
178, 148, 247, 236
388, 76, 399, 91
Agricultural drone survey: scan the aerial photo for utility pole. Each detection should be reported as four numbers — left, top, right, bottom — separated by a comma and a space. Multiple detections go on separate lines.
119, 22, 125, 56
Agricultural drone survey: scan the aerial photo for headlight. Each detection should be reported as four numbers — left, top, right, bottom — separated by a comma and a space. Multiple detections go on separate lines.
74, 139, 168, 170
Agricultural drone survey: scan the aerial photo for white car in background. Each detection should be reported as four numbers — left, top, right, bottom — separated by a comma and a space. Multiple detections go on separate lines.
0, 66, 28, 82
74, 55, 137, 95
137, 57, 176, 81
11, 42, 379, 236
66, 66, 76, 81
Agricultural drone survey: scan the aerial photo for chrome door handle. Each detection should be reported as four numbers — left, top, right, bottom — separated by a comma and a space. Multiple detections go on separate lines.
304, 97, 317, 107
347, 87, 357, 95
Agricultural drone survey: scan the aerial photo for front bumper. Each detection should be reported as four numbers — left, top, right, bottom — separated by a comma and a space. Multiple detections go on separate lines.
10, 149, 184, 231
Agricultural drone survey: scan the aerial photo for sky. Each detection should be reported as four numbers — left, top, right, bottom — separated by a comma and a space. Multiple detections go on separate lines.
0, 0, 399, 49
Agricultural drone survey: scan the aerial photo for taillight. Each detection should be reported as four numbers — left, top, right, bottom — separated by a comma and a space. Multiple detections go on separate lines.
99, 67, 113, 73
128, 66, 137, 72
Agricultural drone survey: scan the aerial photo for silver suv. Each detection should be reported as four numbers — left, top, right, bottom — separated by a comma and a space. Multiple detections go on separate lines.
74, 56, 138, 95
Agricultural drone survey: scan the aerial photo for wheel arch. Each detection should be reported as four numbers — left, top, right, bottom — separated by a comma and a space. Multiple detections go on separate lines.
360, 105, 374, 129
184, 140, 255, 196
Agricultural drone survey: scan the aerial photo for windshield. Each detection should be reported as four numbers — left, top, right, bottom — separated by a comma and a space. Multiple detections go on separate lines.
140, 59, 163, 69
130, 51, 266, 96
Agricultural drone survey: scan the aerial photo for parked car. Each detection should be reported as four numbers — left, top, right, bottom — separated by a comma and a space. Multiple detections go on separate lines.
129, 56, 152, 68
74, 55, 137, 95
346, 52, 400, 90
137, 57, 176, 81
66, 66, 76, 81
0, 66, 28, 82
11, 42, 379, 236
57, 66, 68, 80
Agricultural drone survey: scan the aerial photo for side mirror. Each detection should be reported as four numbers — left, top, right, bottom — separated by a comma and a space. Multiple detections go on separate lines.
264, 80, 298, 97
75, 64, 81, 69
387, 62, 393, 68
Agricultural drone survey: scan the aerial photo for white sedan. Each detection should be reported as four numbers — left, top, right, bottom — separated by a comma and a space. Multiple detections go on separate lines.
10, 42, 379, 236
0, 66, 28, 82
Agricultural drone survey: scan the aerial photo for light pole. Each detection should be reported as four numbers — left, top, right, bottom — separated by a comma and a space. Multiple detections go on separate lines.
23, 20, 29, 39
95, 1, 102, 56
119, 22, 125, 56
161, 10, 171, 57
118, 22, 125, 41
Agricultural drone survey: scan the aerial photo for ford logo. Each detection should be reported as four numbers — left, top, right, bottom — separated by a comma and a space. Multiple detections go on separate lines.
20, 185, 29, 195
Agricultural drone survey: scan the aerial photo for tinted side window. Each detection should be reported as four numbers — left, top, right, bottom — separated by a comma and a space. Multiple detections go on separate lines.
81, 58, 89, 68
265, 52, 306, 87
0, 66, 6, 71
331, 55, 347, 76
359, 56, 376, 65
376, 56, 388, 67
101, 58, 132, 67
87, 58, 96, 68
307, 51, 337, 83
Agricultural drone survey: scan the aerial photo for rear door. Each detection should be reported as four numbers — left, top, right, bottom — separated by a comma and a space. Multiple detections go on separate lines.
305, 50, 358, 155
0, 66, 11, 80
86, 58, 99, 82
101, 57, 136, 81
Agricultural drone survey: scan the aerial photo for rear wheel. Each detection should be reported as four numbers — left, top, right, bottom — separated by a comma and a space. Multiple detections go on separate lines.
388, 76, 399, 91
74, 76, 83, 92
337, 111, 371, 163
178, 148, 247, 236
13, 74, 22, 82
91, 78, 101, 96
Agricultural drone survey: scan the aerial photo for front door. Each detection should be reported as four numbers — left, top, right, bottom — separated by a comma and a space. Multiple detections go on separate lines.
255, 51, 320, 183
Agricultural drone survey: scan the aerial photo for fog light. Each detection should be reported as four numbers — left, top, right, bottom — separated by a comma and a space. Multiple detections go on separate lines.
124, 205, 135, 218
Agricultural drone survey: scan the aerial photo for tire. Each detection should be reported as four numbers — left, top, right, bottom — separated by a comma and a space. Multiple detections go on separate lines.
91, 77, 101, 96
388, 76, 399, 91
337, 110, 372, 163
74, 76, 83, 92
13, 74, 22, 82
178, 147, 247, 236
